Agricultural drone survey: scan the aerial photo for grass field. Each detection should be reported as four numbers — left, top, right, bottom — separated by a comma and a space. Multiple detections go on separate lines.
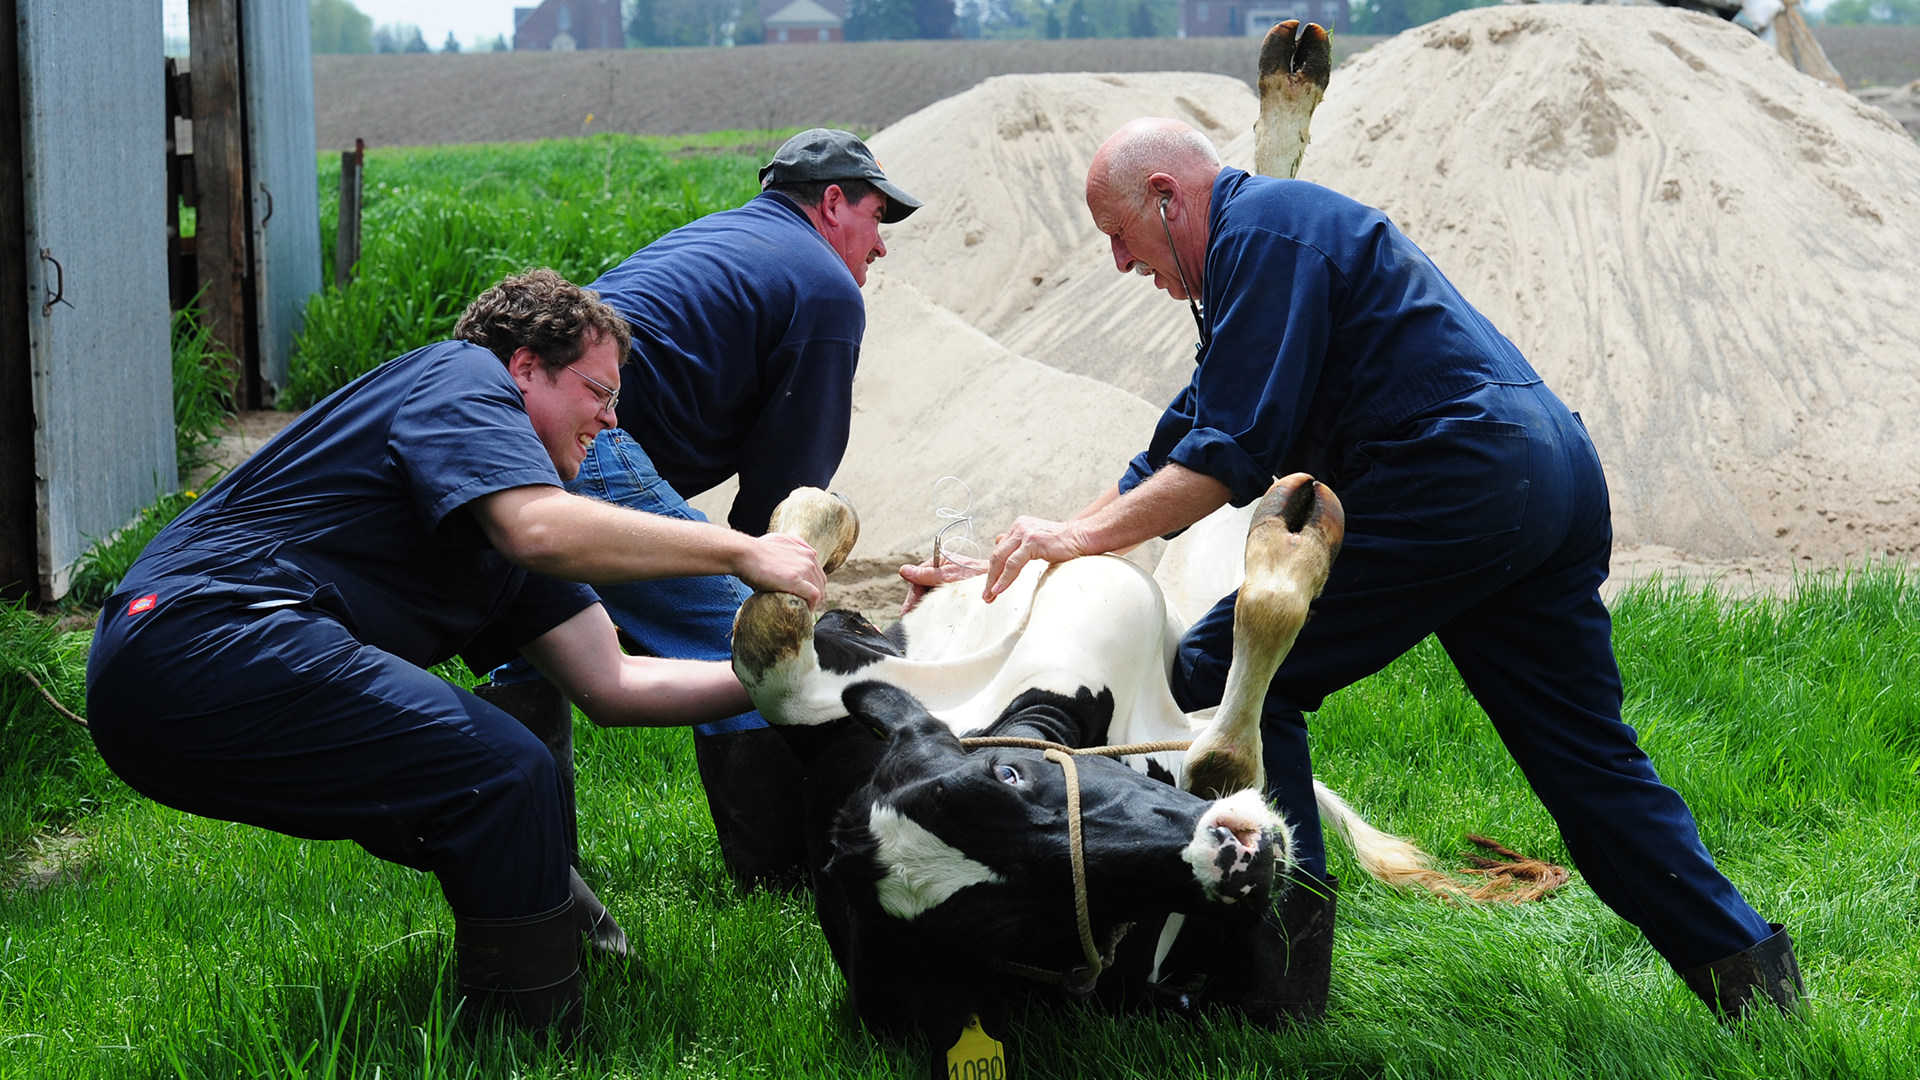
290, 133, 780, 407
4, 568, 1917, 1078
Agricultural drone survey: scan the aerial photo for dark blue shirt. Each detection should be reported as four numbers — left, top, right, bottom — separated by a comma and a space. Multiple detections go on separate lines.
592, 191, 865, 535
1121, 170, 1542, 506
111, 341, 597, 673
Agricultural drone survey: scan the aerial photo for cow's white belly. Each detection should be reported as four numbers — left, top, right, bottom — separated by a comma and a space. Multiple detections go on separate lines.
869, 554, 1197, 777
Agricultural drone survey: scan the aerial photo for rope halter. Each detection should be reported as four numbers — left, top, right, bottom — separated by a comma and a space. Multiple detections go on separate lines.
955, 735, 1193, 997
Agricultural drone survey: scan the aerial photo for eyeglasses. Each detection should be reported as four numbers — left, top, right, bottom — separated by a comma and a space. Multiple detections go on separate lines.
567, 365, 620, 415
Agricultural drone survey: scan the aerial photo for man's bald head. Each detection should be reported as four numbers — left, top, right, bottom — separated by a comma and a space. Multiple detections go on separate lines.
1086, 118, 1223, 217
1085, 118, 1223, 303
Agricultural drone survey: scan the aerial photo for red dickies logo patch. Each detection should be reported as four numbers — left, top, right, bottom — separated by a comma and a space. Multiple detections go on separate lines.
127, 594, 158, 616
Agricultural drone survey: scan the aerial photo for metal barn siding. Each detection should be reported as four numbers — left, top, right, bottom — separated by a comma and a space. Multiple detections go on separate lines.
242, 0, 321, 391
17, 0, 174, 600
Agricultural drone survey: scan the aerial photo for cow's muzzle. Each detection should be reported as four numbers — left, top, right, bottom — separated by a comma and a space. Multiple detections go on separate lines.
1185, 789, 1293, 905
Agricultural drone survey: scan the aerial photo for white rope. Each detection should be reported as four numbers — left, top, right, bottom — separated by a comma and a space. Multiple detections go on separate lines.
931, 475, 979, 566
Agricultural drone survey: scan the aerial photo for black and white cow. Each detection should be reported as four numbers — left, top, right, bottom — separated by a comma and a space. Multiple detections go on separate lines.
731, 475, 1441, 1069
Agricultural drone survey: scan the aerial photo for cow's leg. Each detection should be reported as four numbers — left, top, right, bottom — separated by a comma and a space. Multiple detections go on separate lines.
1180, 474, 1343, 801
1255, 20, 1333, 180
732, 488, 864, 725
1137, 475, 1344, 1028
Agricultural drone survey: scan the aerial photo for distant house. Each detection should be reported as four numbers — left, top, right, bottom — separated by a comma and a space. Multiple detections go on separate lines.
1181, 0, 1349, 37
761, 0, 846, 43
514, 0, 625, 50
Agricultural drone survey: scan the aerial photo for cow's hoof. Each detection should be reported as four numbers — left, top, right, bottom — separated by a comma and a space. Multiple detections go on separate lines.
1246, 473, 1343, 582
1225, 474, 1341, 686
767, 487, 859, 575
733, 591, 814, 687
1183, 747, 1260, 804
1255, 22, 1332, 180
1258, 20, 1332, 94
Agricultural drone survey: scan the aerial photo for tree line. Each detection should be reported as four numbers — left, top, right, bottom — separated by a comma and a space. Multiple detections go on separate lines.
310, 0, 1917, 55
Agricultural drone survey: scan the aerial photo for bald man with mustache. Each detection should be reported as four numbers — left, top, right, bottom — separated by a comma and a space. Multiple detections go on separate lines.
917, 118, 1802, 1025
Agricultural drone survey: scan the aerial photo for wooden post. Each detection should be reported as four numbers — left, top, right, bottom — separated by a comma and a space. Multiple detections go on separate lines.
334, 139, 363, 289
188, 0, 259, 409
165, 55, 198, 313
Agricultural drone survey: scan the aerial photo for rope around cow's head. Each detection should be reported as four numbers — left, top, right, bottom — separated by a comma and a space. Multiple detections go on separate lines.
954, 735, 1193, 996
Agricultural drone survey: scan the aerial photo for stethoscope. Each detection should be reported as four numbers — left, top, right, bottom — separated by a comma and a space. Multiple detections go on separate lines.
1156, 197, 1211, 356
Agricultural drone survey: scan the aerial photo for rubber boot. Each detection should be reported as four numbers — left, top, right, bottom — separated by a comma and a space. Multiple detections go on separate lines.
476, 678, 633, 959
569, 866, 630, 960
1679, 922, 1806, 1020
1206, 874, 1338, 1026
692, 725, 813, 894
455, 898, 583, 1036
1103, 875, 1337, 1026
472, 678, 580, 865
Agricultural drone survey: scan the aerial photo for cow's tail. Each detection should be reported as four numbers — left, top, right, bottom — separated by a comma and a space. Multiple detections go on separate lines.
1311, 780, 1460, 900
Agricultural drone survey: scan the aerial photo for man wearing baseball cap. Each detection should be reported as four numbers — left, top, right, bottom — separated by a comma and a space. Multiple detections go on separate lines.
487, 129, 922, 894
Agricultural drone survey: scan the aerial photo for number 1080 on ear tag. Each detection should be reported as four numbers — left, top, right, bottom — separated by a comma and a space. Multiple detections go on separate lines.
946, 1013, 1006, 1080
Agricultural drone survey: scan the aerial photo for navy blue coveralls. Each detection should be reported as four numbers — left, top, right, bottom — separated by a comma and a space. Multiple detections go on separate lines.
490, 191, 868, 886
1123, 169, 1772, 971
85, 341, 598, 920
594, 190, 866, 538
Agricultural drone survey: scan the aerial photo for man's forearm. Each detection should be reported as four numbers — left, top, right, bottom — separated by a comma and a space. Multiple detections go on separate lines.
1075, 464, 1231, 555
474, 485, 750, 584
579, 656, 751, 728
521, 606, 753, 728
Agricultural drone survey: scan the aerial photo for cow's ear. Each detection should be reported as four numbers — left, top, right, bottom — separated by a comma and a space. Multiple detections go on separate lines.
843, 680, 936, 738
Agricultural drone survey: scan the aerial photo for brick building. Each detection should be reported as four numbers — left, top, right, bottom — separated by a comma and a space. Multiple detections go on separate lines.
760, 0, 847, 43
1181, 0, 1350, 38
513, 0, 626, 50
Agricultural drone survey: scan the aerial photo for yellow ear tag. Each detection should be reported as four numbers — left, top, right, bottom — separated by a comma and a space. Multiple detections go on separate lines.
945, 1013, 1007, 1080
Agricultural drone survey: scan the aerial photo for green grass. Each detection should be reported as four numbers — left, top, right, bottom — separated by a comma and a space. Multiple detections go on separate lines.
289, 133, 782, 408
4, 567, 1917, 1078
172, 298, 237, 482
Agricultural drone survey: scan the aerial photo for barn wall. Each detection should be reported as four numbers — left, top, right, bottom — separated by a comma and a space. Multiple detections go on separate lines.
243, 0, 322, 391
1, 0, 36, 600
18, 0, 174, 600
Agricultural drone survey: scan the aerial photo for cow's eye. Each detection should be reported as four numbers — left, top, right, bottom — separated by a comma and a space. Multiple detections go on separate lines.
995, 763, 1022, 786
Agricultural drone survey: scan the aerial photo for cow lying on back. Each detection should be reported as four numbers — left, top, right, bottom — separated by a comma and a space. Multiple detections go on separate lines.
732, 474, 1459, 1069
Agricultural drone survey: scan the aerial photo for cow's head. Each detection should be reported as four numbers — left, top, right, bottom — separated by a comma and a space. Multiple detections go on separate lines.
811, 680, 1292, 1041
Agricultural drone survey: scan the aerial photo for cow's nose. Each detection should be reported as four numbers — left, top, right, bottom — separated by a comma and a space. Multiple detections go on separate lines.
1185, 790, 1291, 904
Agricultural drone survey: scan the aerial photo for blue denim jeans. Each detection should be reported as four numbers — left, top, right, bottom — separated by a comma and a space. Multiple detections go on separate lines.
493, 431, 766, 737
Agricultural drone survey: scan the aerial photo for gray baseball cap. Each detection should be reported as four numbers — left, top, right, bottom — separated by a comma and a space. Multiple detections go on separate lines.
759, 128, 924, 224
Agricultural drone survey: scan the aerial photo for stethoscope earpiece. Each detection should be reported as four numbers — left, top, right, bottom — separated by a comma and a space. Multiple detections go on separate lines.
1154, 196, 1207, 352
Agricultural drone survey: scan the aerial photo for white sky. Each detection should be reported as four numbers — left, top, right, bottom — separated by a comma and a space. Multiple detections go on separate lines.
348, 1, 526, 50
161, 1, 528, 54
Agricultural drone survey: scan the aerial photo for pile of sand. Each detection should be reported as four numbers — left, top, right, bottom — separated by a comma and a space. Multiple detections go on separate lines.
1290, 7, 1920, 565
698, 7, 1920, 575
697, 72, 1255, 560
